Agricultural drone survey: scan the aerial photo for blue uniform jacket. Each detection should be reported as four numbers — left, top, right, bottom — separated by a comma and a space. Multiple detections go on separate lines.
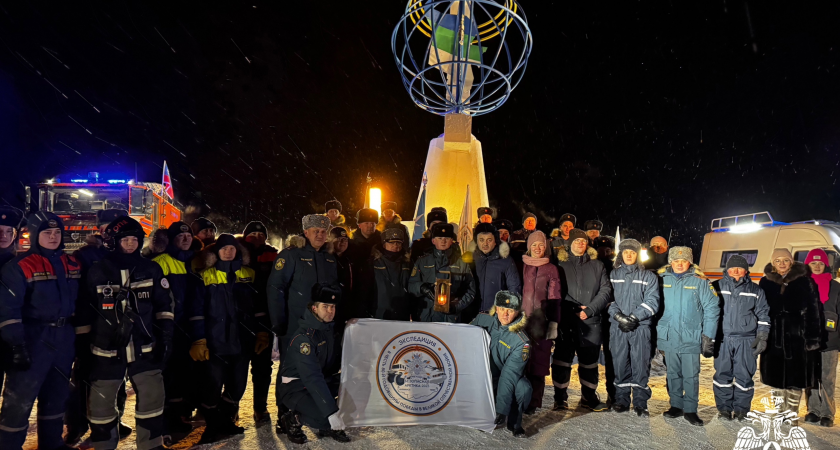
471, 242, 522, 312
408, 246, 477, 323
608, 260, 660, 326
656, 264, 721, 354
712, 271, 771, 338
471, 308, 530, 415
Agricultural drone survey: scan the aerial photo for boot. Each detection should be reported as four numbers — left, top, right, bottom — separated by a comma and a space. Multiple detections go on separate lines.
118, 421, 133, 439
255, 410, 271, 425
506, 423, 526, 437
581, 395, 609, 412
663, 407, 683, 418
804, 412, 820, 423
734, 411, 748, 422
318, 429, 351, 442
820, 417, 834, 427
63, 425, 89, 446
612, 403, 629, 413
281, 411, 307, 445
634, 407, 649, 417
165, 409, 193, 434
552, 400, 569, 411
718, 410, 733, 421
684, 412, 704, 426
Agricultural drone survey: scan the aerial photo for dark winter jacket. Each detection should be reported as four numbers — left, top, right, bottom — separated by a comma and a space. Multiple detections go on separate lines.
364, 245, 411, 321
824, 279, 840, 352
712, 270, 770, 338
84, 251, 174, 361
194, 242, 263, 356
509, 228, 533, 254
471, 241, 522, 312
0, 244, 16, 268
521, 261, 561, 341
239, 236, 278, 329
267, 238, 338, 339
759, 262, 822, 389
555, 246, 612, 347
471, 307, 530, 416
408, 245, 476, 323
409, 229, 463, 264
351, 229, 381, 258
376, 214, 411, 243
608, 259, 660, 327
278, 308, 340, 419
656, 264, 720, 354
151, 229, 202, 332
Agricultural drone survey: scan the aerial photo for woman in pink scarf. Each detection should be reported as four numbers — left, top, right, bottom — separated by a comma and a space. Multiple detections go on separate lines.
804, 248, 838, 427
521, 230, 561, 414
806, 249, 832, 303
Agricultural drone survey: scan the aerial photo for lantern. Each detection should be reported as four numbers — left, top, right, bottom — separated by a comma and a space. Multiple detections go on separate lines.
434, 278, 452, 313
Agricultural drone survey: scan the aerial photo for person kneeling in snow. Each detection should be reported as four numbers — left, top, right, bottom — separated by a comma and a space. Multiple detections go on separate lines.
471, 291, 532, 437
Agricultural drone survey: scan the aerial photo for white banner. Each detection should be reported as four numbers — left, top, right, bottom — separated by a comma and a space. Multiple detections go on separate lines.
337, 319, 496, 432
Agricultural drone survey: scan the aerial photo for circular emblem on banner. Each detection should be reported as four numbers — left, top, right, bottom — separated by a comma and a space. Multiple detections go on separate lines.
376, 330, 457, 416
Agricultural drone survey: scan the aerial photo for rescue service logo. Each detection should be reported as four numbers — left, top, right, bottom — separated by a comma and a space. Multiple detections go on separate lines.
376, 331, 457, 416
733, 391, 811, 450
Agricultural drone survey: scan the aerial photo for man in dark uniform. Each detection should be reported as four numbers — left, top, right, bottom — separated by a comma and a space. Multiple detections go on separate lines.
471, 291, 532, 437
493, 219, 514, 244
276, 283, 348, 444
268, 214, 338, 434
410, 207, 448, 263
408, 222, 476, 323
550, 213, 576, 254
239, 221, 278, 424
510, 213, 538, 254
190, 217, 216, 251
583, 220, 603, 244
0, 212, 81, 450
0, 206, 22, 397
83, 216, 174, 450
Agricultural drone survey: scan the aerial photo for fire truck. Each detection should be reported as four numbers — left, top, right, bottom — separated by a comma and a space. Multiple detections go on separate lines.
22, 172, 182, 252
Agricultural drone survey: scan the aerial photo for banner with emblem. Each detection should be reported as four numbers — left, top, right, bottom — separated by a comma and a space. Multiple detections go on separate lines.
337, 319, 496, 432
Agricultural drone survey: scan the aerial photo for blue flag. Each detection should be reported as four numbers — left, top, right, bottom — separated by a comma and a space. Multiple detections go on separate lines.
412, 174, 428, 242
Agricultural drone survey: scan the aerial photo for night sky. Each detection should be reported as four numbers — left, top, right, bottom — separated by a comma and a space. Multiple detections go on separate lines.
1, 1, 838, 249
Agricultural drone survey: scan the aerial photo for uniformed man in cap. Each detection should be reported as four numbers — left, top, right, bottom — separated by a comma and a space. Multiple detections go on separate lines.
276, 283, 348, 444
471, 290, 532, 437
408, 222, 476, 323
493, 219, 514, 244
510, 213, 538, 254
550, 213, 577, 253
477, 207, 494, 225
583, 220, 603, 244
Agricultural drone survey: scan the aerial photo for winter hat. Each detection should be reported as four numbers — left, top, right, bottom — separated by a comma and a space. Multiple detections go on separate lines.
382, 201, 398, 212
558, 213, 576, 227
668, 246, 694, 264
805, 249, 829, 267
302, 214, 330, 230
0, 207, 23, 228
494, 290, 523, 312
243, 221, 268, 237
329, 227, 349, 240
427, 207, 448, 227
324, 200, 342, 213
568, 228, 588, 244
526, 230, 547, 249
108, 216, 146, 242
311, 282, 342, 305
382, 227, 405, 243
96, 209, 127, 227
477, 207, 494, 219
356, 208, 379, 224
521, 212, 537, 225
593, 236, 615, 250
584, 220, 603, 232
167, 221, 193, 242
618, 238, 642, 254
430, 222, 456, 239
725, 255, 750, 271
473, 223, 498, 242
213, 233, 239, 255
771, 248, 793, 262
26, 211, 63, 237
191, 217, 216, 235
493, 219, 514, 232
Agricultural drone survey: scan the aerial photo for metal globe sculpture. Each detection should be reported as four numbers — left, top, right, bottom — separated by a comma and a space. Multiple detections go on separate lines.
392, 0, 533, 117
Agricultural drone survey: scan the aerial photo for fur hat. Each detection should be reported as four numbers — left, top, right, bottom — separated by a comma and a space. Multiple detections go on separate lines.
325, 200, 342, 213
474, 222, 498, 239
569, 228, 588, 244
356, 208, 379, 224
583, 219, 603, 232
430, 222, 456, 239
329, 227, 349, 240
592, 236, 614, 249
96, 209, 127, 227
805, 249, 829, 267
477, 207, 494, 219
167, 221, 193, 242
382, 201, 397, 212
618, 238, 642, 254
191, 217, 216, 235
726, 255, 750, 271
521, 212, 537, 224
427, 207, 448, 227
493, 219, 514, 232
558, 213, 576, 227
494, 290, 522, 312
243, 221, 268, 237
382, 227, 405, 243
302, 214, 330, 230
669, 246, 694, 264
0, 207, 23, 229
311, 282, 342, 305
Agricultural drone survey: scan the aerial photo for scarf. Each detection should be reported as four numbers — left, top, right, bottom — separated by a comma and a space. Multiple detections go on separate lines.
812, 272, 832, 303
522, 254, 550, 267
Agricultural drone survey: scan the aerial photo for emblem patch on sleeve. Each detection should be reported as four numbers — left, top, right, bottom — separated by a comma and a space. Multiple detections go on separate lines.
300, 342, 311, 355
411, 266, 417, 277
522, 348, 530, 362
275, 258, 286, 271
161, 278, 170, 289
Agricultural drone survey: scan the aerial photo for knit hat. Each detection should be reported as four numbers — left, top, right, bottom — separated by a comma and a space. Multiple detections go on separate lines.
214, 233, 238, 255
356, 208, 379, 224
324, 200, 342, 213
191, 217, 216, 235
494, 290, 523, 312
569, 228, 588, 244
477, 207, 494, 218
558, 213, 576, 227
382, 227, 405, 243
668, 246, 694, 264
167, 221, 193, 242
243, 221, 268, 237
430, 222, 456, 239
96, 209, 127, 227
493, 219, 514, 232
329, 227, 349, 240
27, 211, 63, 237
302, 214, 330, 230
805, 249, 829, 267
618, 238, 642, 254
382, 201, 397, 212
427, 207, 448, 227
311, 282, 342, 305
108, 216, 146, 242
522, 212, 537, 224
583, 220, 603, 232
0, 207, 23, 228
771, 248, 793, 262
592, 236, 615, 249
526, 230, 547, 249
725, 255, 750, 271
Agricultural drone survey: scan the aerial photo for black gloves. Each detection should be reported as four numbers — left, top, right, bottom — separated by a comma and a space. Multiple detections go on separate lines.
806, 339, 821, 352
155, 331, 173, 363
701, 335, 715, 358
420, 283, 435, 300
11, 344, 31, 371
494, 413, 506, 428
751, 332, 768, 356
448, 298, 461, 314
614, 313, 640, 332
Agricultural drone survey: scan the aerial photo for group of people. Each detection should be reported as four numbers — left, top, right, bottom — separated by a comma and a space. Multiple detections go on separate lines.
0, 199, 836, 449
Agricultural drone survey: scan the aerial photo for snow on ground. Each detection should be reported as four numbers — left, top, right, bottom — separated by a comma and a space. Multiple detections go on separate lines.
18, 354, 840, 449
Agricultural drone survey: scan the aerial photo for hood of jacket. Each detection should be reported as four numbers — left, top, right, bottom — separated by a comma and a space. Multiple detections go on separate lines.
285, 234, 335, 254
763, 261, 810, 285
556, 245, 598, 263
194, 238, 251, 272
467, 240, 510, 261
488, 305, 528, 334
331, 214, 346, 226
376, 214, 403, 233
299, 307, 334, 331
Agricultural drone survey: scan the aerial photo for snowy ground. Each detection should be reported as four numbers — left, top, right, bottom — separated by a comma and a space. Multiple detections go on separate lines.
17, 353, 840, 449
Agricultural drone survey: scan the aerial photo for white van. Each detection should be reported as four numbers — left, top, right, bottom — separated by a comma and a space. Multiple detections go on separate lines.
698, 212, 840, 283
